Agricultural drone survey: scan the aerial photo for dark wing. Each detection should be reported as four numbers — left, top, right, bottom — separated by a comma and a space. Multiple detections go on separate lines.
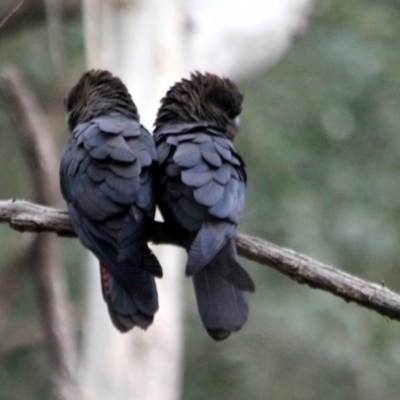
156, 123, 254, 339
60, 114, 160, 286
155, 124, 246, 275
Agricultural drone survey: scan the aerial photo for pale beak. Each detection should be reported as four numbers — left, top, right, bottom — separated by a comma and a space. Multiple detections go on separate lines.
233, 116, 240, 130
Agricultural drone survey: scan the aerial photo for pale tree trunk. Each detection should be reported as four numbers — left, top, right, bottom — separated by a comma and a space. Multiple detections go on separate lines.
80, 1, 186, 399
79, 0, 313, 399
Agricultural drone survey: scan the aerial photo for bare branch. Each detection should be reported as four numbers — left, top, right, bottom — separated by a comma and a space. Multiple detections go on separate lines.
0, 200, 72, 235
1, 198, 399, 326
0, 0, 25, 29
236, 234, 400, 319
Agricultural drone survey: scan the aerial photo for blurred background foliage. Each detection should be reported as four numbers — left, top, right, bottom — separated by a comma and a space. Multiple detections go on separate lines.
1, 0, 400, 399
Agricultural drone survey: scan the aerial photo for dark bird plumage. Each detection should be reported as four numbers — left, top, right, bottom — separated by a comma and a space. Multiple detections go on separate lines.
60, 69, 161, 332
154, 72, 255, 340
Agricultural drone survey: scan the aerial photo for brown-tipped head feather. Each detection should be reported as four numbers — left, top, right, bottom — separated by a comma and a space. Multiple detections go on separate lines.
155, 72, 243, 139
65, 69, 139, 131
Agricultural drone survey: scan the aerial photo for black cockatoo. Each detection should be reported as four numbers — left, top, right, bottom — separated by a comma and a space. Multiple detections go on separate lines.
60, 69, 161, 332
154, 72, 255, 340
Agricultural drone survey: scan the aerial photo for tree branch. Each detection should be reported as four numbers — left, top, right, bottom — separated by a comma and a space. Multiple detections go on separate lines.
0, 198, 399, 325
0, 200, 72, 235
235, 234, 399, 318
0, 0, 25, 30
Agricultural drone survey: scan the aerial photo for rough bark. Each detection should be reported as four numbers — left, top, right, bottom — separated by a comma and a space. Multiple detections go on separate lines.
0, 199, 399, 326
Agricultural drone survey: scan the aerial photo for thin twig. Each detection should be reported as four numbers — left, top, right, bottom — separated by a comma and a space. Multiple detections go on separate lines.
0, 0, 25, 29
0, 198, 399, 325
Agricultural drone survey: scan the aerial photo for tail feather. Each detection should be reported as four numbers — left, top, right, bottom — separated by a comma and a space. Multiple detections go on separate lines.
192, 239, 254, 340
193, 265, 249, 341
100, 263, 158, 332
70, 205, 161, 331
141, 246, 163, 277
212, 241, 255, 292
186, 221, 235, 276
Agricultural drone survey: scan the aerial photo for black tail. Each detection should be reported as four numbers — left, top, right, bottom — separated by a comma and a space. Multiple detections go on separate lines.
99, 246, 160, 332
70, 206, 162, 331
192, 240, 255, 340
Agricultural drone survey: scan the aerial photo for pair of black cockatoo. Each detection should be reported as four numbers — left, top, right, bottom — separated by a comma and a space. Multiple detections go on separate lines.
60, 70, 255, 341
